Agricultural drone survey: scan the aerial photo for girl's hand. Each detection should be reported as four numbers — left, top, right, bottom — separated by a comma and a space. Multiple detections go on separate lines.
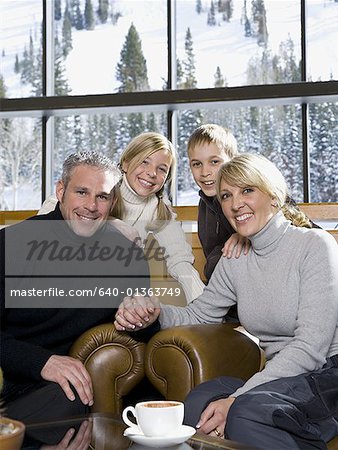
222, 234, 250, 259
196, 397, 235, 438
114, 295, 160, 331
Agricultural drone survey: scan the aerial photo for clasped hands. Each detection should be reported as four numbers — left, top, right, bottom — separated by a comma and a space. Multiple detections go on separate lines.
114, 295, 236, 440
114, 295, 161, 331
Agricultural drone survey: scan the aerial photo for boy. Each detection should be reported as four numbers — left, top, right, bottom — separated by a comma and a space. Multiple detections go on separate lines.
187, 124, 247, 282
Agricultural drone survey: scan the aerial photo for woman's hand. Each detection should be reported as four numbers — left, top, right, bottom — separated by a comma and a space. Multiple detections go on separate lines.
222, 234, 250, 259
114, 295, 160, 331
196, 397, 235, 438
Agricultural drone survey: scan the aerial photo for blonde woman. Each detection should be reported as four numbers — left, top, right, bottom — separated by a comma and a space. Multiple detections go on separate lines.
115, 153, 338, 450
39, 132, 205, 304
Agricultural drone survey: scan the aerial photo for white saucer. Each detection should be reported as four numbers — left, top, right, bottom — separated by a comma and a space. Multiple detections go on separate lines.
124, 425, 196, 448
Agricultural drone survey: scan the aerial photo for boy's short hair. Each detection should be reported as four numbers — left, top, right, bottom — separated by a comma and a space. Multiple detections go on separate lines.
187, 124, 238, 158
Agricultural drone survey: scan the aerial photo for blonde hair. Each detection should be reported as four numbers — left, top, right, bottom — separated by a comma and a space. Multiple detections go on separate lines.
216, 153, 312, 228
112, 132, 177, 232
187, 124, 238, 158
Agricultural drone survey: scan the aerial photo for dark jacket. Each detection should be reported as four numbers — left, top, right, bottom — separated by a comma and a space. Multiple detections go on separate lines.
0, 204, 157, 400
198, 191, 235, 281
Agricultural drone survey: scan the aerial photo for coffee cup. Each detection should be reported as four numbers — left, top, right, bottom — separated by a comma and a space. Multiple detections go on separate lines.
122, 400, 184, 437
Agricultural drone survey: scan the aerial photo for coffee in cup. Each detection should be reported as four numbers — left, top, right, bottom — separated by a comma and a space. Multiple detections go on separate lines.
122, 400, 184, 437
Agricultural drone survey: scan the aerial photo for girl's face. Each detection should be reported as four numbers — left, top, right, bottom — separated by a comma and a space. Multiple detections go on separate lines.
219, 179, 276, 237
123, 149, 172, 198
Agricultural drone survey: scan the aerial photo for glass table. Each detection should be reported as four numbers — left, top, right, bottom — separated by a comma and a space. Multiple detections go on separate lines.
22, 413, 258, 450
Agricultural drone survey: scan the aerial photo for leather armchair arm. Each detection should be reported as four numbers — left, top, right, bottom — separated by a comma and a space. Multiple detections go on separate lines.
69, 323, 146, 414
145, 323, 263, 402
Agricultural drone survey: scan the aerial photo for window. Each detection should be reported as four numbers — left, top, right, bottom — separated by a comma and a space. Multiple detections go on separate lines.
1, 0, 337, 210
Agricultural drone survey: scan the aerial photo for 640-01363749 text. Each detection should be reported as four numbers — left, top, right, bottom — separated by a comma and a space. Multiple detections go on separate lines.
9, 286, 182, 298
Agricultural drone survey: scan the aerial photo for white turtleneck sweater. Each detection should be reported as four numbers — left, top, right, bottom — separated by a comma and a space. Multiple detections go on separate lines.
159, 211, 338, 397
38, 178, 205, 303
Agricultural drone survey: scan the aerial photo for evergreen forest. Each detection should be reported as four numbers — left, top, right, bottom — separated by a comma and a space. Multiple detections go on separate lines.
0, 0, 337, 209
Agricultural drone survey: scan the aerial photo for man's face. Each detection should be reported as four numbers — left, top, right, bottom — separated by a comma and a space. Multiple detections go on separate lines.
56, 164, 116, 237
188, 142, 231, 197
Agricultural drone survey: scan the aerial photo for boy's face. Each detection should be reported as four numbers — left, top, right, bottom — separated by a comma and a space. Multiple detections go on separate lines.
188, 142, 231, 197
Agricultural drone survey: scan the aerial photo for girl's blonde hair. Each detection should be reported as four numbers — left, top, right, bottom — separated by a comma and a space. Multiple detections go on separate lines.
112, 132, 177, 232
216, 153, 312, 228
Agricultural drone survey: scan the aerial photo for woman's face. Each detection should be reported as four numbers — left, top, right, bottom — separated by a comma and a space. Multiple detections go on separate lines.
123, 149, 172, 198
219, 179, 276, 237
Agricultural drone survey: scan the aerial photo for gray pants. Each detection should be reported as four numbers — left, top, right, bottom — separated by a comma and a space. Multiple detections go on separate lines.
184, 355, 338, 450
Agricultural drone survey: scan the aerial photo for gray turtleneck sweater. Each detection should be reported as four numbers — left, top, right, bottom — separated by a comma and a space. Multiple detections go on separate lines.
159, 211, 338, 397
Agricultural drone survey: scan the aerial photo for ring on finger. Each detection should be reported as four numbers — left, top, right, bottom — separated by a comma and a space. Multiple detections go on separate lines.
213, 428, 222, 437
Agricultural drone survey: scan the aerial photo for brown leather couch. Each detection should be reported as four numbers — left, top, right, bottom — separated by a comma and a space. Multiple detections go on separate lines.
69, 323, 146, 414
145, 323, 262, 401
145, 322, 338, 450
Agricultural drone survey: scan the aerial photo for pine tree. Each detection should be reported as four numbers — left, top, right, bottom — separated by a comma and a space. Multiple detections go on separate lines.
176, 58, 184, 88
116, 23, 149, 92
251, 0, 268, 46
277, 36, 300, 82
20, 38, 34, 85
74, 0, 84, 30
97, 0, 109, 24
224, 0, 233, 21
62, 3, 73, 57
218, 0, 226, 12
177, 29, 202, 191
54, 34, 71, 95
14, 54, 20, 74
84, 0, 95, 30
243, 0, 252, 36
68, 0, 75, 26
182, 28, 197, 89
214, 66, 226, 87
73, 115, 84, 151
31, 26, 43, 96
0, 74, 6, 97
207, 1, 217, 26
55, 0, 62, 21
257, 11, 268, 46
196, 0, 202, 14
146, 113, 157, 132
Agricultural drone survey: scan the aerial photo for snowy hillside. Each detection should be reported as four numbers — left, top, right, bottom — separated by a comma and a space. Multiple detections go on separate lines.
1, 0, 337, 97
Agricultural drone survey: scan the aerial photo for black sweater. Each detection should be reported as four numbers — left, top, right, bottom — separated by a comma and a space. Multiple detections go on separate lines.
0, 205, 156, 395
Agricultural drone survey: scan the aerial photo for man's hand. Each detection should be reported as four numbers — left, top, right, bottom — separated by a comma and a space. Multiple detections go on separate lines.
196, 397, 236, 438
222, 233, 250, 259
114, 295, 160, 331
41, 355, 93, 406
40, 419, 92, 450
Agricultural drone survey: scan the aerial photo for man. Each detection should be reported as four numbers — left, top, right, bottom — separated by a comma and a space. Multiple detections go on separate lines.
0, 151, 153, 425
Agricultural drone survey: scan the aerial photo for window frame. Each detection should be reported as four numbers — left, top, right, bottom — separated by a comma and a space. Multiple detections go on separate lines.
1, 0, 338, 205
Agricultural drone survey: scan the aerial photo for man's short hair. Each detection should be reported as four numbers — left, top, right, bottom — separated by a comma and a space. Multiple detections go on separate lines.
62, 151, 121, 188
187, 124, 238, 158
